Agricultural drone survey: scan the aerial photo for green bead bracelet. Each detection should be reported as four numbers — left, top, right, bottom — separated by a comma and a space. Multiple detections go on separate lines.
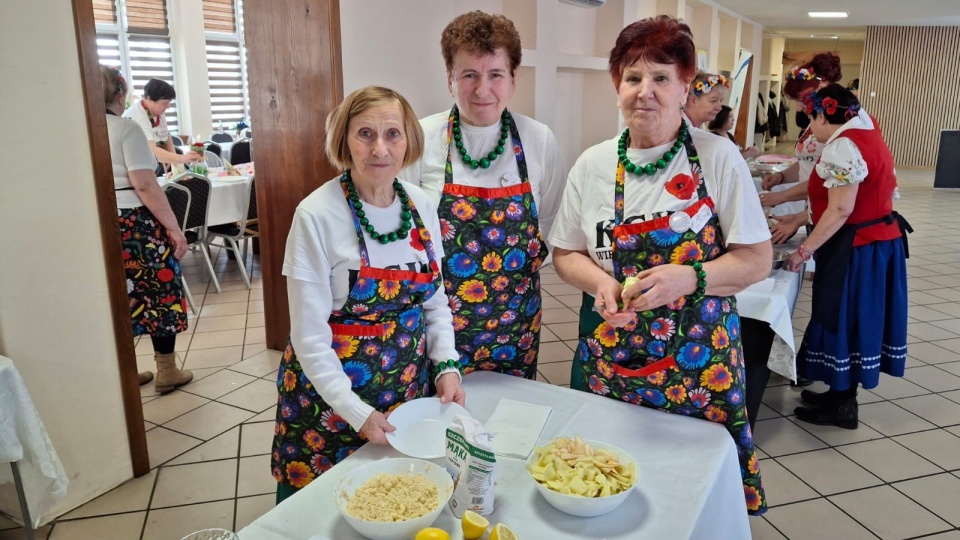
690, 260, 707, 297
434, 359, 460, 378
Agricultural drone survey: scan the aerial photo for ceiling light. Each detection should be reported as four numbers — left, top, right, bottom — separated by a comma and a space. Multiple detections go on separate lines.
808, 11, 848, 18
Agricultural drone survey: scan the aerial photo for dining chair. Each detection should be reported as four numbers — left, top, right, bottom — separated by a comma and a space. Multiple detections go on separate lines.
206, 176, 258, 289
173, 173, 222, 294
161, 182, 197, 314
211, 132, 234, 143
171, 135, 184, 146
204, 151, 224, 168
205, 141, 223, 157
230, 139, 252, 165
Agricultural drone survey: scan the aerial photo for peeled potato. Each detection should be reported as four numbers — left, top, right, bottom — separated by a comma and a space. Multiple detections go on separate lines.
622, 276, 642, 302
527, 436, 635, 498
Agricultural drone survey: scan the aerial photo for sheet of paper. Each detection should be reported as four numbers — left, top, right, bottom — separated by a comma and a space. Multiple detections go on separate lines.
484, 398, 552, 459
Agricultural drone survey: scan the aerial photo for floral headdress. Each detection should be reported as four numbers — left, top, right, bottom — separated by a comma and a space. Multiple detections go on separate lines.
802, 93, 861, 119
692, 74, 730, 96
786, 66, 820, 81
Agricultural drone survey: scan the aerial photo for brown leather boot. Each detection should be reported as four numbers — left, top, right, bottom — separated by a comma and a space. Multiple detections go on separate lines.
154, 353, 193, 394
138, 371, 154, 385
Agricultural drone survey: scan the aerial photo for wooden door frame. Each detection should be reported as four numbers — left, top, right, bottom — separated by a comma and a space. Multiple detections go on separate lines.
735, 57, 754, 150
72, 0, 149, 477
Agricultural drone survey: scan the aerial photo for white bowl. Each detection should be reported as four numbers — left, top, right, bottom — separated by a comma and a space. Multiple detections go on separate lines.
334, 458, 453, 540
526, 439, 638, 517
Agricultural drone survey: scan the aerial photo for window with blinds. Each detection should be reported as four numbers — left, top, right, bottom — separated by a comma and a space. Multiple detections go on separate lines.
204, 0, 250, 131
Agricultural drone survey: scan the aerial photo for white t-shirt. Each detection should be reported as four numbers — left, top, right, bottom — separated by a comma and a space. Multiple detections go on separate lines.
107, 114, 159, 209
549, 128, 771, 274
283, 178, 459, 431
397, 109, 566, 242
122, 100, 169, 146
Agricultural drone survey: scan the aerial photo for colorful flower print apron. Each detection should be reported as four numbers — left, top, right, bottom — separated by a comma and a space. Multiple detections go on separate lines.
576, 135, 767, 516
271, 178, 441, 494
438, 106, 549, 379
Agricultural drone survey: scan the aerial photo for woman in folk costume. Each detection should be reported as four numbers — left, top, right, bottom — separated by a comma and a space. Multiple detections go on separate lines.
398, 11, 566, 379
549, 16, 772, 515
272, 87, 465, 502
780, 84, 910, 428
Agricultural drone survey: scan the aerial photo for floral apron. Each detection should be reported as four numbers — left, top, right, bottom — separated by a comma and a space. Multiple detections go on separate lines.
576, 135, 767, 516
438, 106, 548, 379
271, 177, 440, 492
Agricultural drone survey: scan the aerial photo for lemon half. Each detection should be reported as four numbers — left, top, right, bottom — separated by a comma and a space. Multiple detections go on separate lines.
461, 510, 489, 540
490, 523, 519, 540
414, 528, 450, 540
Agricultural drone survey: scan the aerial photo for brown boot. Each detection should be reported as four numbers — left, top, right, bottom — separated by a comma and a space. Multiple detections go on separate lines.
138, 371, 154, 385
154, 353, 193, 394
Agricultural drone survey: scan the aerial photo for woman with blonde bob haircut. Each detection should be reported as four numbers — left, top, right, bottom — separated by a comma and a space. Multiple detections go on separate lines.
272, 86, 465, 502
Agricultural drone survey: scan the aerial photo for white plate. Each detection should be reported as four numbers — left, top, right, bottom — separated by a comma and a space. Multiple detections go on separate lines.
386, 398, 470, 459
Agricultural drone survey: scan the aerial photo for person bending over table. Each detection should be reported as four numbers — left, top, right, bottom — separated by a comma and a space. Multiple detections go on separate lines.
123, 78, 203, 172
779, 84, 910, 429
272, 86, 465, 503
548, 15, 772, 516
398, 11, 566, 380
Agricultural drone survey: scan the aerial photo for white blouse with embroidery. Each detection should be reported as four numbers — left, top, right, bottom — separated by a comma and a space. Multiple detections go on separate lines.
815, 110, 873, 188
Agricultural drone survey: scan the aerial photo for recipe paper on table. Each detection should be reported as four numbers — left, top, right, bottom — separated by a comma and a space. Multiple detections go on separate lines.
484, 398, 552, 458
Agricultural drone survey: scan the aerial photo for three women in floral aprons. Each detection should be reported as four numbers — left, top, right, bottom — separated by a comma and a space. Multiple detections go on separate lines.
272, 87, 465, 502
399, 11, 566, 379
549, 16, 773, 516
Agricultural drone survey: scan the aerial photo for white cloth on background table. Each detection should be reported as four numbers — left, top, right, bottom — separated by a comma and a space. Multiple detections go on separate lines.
484, 398, 551, 459
159, 175, 252, 226
238, 371, 750, 540
0, 356, 68, 528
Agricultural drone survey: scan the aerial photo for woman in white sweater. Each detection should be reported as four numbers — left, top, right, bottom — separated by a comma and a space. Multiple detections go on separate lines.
272, 87, 465, 502
398, 11, 566, 379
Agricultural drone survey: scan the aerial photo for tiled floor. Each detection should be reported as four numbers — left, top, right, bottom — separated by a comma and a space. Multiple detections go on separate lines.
3, 168, 960, 539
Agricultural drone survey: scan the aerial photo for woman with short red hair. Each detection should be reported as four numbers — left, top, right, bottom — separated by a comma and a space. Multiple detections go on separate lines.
549, 15, 770, 516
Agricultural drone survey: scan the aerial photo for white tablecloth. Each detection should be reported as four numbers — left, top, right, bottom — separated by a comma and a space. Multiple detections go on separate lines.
238, 372, 750, 540
0, 356, 68, 528
160, 175, 252, 226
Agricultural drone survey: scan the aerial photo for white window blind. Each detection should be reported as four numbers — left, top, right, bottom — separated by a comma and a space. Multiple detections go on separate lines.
206, 40, 246, 127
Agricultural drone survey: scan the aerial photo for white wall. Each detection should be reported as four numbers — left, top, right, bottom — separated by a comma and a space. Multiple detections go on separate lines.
0, 0, 133, 525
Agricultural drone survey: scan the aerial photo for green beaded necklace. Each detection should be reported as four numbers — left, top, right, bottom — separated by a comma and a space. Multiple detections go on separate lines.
617, 120, 688, 176
344, 172, 412, 245
452, 109, 511, 169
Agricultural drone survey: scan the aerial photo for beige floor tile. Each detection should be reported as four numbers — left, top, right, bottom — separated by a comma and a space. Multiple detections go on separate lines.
237, 454, 275, 497
830, 485, 953, 540
908, 322, 959, 341
547, 322, 579, 340
219, 379, 278, 412
539, 326, 560, 343
556, 294, 583, 309
195, 314, 248, 333
541, 307, 580, 324
199, 301, 249, 318
62, 470, 157, 519
893, 429, 960, 470
244, 328, 267, 345
749, 517, 786, 540
146, 427, 203, 469
909, 305, 957, 322
235, 494, 275, 531
893, 394, 960, 427
183, 346, 244, 370
756, 403, 780, 421
893, 473, 960, 526
246, 312, 265, 328
217, 279, 254, 292
837, 438, 942, 482
928, 302, 960, 319
164, 401, 255, 440
249, 407, 277, 423
921, 532, 960, 540
0, 516, 18, 531
231, 349, 282, 377
787, 417, 884, 447
752, 417, 827, 457
870, 372, 933, 400
247, 299, 265, 313
537, 341, 574, 364
537, 360, 572, 386
261, 369, 279, 382
49, 512, 144, 540
168, 426, 240, 465
181, 369, 257, 400
755, 459, 819, 507
777, 448, 883, 496
0, 526, 53, 539
858, 401, 937, 436
911, 291, 957, 306
189, 329, 247, 350
151, 459, 238, 509
242, 342, 268, 359
764, 498, 877, 540
938, 361, 960, 378
944, 390, 960, 406
760, 384, 804, 416
903, 365, 960, 393
141, 500, 235, 540
541, 283, 581, 297
540, 295, 566, 309
142, 391, 210, 425
240, 421, 275, 457
203, 290, 250, 305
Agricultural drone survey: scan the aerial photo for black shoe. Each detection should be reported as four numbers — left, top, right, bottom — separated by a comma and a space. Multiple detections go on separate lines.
791, 377, 815, 388
794, 398, 858, 429
801, 389, 856, 407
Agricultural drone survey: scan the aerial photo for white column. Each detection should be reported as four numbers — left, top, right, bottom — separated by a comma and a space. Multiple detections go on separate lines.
533, 0, 557, 127
169, 0, 212, 140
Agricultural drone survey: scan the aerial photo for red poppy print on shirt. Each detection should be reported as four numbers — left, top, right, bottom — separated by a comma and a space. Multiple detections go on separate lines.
665, 173, 697, 200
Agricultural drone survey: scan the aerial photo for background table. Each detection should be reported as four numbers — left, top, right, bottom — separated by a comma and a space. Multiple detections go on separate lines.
239, 372, 750, 540
160, 175, 252, 226
0, 356, 68, 532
